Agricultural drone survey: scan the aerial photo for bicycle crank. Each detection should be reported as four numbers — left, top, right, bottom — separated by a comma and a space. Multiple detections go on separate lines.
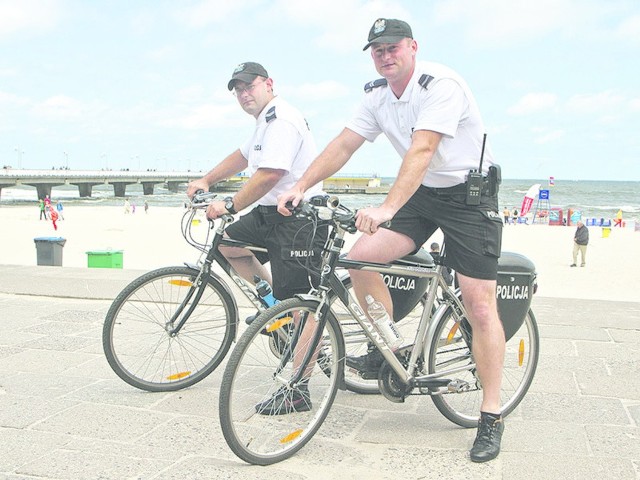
378, 362, 413, 403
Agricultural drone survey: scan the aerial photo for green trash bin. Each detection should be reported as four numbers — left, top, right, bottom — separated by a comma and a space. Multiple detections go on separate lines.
86, 250, 124, 269
34, 237, 66, 266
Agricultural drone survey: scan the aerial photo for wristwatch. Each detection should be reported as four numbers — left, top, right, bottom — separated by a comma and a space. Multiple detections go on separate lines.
224, 197, 237, 214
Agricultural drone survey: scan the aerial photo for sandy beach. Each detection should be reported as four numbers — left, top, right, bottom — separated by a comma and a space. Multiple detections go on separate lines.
1, 204, 639, 302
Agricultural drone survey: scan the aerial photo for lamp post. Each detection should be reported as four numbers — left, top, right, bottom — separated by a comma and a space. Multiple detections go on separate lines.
14, 147, 24, 169
63, 151, 69, 169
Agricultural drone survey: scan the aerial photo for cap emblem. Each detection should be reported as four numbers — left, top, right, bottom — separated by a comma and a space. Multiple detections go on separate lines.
233, 63, 245, 74
373, 19, 386, 34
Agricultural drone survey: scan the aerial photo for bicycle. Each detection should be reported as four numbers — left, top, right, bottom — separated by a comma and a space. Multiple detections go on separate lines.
101, 190, 403, 393
218, 195, 540, 465
102, 191, 290, 392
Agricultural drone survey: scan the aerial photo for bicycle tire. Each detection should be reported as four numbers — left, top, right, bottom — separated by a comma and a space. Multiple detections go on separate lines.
103, 265, 237, 392
219, 298, 344, 465
428, 307, 539, 428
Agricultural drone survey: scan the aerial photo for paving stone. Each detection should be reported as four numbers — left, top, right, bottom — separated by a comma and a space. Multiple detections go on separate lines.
0, 267, 639, 479
32, 402, 176, 442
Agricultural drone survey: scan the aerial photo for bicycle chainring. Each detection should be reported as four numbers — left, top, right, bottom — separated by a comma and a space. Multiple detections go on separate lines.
377, 357, 413, 403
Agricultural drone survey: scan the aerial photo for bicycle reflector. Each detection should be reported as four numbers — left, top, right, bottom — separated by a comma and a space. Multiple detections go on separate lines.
168, 279, 193, 287
280, 429, 303, 444
266, 316, 293, 333
446, 322, 460, 345
166, 371, 191, 381
518, 339, 525, 367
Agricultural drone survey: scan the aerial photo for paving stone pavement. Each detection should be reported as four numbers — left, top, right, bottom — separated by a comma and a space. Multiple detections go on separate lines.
0, 265, 638, 479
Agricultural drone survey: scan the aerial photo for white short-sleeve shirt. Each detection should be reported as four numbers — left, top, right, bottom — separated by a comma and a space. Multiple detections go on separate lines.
346, 61, 494, 188
240, 96, 323, 205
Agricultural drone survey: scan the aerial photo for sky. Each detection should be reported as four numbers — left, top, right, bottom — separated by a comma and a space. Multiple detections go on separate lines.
1, 0, 639, 181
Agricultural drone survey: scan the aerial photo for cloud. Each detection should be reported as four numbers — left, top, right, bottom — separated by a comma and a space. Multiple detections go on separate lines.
157, 103, 245, 130
0, 0, 61, 36
432, 0, 604, 47
0, 90, 28, 105
507, 93, 557, 115
31, 95, 87, 120
175, 0, 260, 28
534, 129, 564, 144
266, 0, 412, 52
630, 98, 640, 111
289, 80, 350, 100
615, 14, 640, 44
565, 90, 624, 113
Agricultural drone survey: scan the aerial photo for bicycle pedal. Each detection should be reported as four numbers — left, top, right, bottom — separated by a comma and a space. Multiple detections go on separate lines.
447, 379, 471, 393
415, 378, 450, 390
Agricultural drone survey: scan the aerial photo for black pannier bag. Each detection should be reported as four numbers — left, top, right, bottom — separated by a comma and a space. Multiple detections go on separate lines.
496, 252, 537, 340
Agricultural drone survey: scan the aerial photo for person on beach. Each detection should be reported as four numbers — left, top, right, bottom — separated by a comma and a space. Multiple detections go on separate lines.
38, 199, 47, 220
144, 200, 149, 214
571, 220, 589, 267
277, 18, 505, 462
123, 198, 130, 214
56, 200, 64, 220
503, 207, 511, 225
186, 62, 327, 414
48, 204, 59, 230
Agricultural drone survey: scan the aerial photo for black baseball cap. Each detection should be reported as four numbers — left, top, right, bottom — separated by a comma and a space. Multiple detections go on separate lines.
227, 62, 269, 90
363, 18, 413, 51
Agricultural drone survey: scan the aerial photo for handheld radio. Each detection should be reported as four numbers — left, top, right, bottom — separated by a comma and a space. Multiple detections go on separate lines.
465, 133, 487, 205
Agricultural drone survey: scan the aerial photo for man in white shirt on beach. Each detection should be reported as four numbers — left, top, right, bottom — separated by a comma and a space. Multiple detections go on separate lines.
187, 62, 326, 414
277, 18, 505, 463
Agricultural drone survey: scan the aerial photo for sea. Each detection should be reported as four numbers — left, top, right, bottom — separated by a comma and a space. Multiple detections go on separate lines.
1, 178, 638, 223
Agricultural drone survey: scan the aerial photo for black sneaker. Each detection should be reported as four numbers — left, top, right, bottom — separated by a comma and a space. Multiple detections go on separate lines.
345, 346, 384, 380
469, 412, 504, 463
255, 385, 312, 415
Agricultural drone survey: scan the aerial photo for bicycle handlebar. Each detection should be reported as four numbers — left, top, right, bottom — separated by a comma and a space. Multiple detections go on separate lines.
293, 195, 391, 234
292, 195, 359, 234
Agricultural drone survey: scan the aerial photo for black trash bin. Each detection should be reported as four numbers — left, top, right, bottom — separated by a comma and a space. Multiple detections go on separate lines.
34, 237, 66, 266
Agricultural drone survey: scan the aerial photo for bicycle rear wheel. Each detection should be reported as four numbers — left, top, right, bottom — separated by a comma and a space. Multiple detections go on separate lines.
103, 266, 236, 392
428, 307, 539, 428
219, 298, 344, 465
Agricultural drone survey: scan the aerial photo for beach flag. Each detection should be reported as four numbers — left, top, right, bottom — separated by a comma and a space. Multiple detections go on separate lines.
520, 183, 541, 217
549, 176, 555, 187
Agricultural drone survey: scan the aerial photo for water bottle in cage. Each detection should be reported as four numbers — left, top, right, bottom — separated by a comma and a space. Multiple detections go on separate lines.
365, 295, 403, 351
254, 275, 278, 307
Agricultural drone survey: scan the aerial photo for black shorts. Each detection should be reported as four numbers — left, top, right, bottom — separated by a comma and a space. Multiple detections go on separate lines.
225, 206, 328, 299
388, 185, 503, 280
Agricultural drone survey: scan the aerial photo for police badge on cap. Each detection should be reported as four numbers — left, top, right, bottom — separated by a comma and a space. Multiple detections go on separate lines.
227, 62, 269, 90
363, 18, 413, 50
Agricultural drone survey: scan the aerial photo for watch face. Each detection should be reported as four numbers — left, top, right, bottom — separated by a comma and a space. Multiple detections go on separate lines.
225, 201, 235, 213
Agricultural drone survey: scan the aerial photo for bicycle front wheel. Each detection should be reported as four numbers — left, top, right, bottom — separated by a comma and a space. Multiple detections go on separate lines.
103, 266, 237, 392
219, 298, 344, 465
428, 307, 539, 428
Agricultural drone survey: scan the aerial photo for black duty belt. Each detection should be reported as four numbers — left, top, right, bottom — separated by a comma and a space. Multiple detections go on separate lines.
423, 179, 490, 196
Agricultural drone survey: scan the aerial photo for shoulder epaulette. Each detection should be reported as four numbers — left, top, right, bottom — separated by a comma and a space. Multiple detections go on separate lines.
265, 106, 276, 122
364, 78, 387, 93
418, 74, 435, 90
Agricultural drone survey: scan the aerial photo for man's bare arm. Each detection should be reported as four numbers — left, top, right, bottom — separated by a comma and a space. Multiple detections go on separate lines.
186, 149, 248, 197
277, 128, 365, 214
381, 130, 442, 214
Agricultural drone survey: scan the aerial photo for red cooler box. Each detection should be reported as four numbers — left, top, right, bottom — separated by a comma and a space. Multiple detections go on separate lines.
548, 208, 563, 226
